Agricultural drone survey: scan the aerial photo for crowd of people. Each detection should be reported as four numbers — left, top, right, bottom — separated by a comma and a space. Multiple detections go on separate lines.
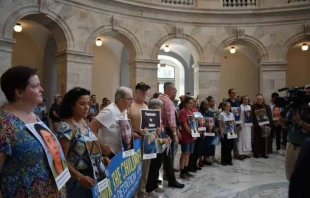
0, 65, 310, 198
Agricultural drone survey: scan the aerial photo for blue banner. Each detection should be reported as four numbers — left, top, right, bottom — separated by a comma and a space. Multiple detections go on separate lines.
99, 138, 142, 198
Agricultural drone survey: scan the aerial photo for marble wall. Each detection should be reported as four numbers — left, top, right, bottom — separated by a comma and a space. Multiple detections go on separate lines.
0, 0, 309, 104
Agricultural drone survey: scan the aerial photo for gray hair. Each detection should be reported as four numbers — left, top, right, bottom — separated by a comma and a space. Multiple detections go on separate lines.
115, 86, 132, 102
148, 98, 163, 109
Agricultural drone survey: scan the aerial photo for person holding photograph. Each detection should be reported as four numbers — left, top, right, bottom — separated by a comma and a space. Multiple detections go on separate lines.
144, 130, 158, 154
57, 87, 111, 198
35, 124, 66, 177
119, 119, 133, 151
0, 66, 65, 197
238, 95, 252, 158
179, 97, 195, 179
199, 100, 216, 166
219, 102, 236, 166
146, 98, 171, 193
252, 94, 273, 158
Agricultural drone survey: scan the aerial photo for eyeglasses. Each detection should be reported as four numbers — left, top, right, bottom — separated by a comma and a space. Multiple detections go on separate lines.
123, 97, 134, 101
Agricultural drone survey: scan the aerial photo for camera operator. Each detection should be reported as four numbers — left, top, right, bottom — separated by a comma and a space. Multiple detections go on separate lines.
278, 97, 310, 181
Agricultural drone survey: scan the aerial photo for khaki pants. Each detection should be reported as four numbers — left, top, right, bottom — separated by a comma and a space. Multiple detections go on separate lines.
285, 142, 301, 181
134, 159, 151, 197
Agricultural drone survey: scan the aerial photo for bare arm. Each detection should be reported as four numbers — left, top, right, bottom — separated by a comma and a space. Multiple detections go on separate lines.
0, 153, 6, 198
52, 111, 60, 119
88, 118, 103, 133
183, 123, 191, 133
59, 138, 95, 189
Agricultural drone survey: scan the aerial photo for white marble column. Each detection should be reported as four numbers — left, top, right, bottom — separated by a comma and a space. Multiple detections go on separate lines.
193, 62, 221, 103
56, 50, 94, 95
0, 37, 15, 105
129, 59, 159, 98
259, 61, 287, 102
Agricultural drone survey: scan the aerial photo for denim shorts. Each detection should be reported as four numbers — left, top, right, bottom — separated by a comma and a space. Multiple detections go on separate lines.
181, 142, 194, 153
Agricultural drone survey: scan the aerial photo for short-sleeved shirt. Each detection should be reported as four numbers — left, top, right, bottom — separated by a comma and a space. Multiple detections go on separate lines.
179, 109, 194, 143
50, 103, 61, 123
95, 102, 127, 154
57, 121, 97, 170
0, 109, 64, 197
226, 98, 240, 108
158, 94, 176, 128
218, 111, 235, 134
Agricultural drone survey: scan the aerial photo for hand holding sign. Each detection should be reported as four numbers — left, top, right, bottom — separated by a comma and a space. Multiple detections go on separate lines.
79, 175, 95, 190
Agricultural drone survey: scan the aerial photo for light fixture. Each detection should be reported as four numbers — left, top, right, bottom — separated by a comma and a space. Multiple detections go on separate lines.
95, 38, 102, 46
164, 45, 170, 52
230, 47, 236, 54
14, 23, 22, 33
301, 43, 308, 51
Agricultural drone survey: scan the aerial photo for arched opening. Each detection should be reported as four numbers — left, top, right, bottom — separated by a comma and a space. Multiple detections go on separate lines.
11, 14, 68, 109
91, 31, 137, 102
286, 36, 310, 87
154, 38, 200, 98
219, 41, 260, 103
158, 55, 185, 96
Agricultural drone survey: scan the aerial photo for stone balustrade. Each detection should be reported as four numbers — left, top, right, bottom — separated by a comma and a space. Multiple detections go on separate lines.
161, 0, 194, 6
288, 0, 310, 3
223, 0, 257, 7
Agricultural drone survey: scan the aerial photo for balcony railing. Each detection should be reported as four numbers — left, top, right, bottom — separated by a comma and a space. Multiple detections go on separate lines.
223, 0, 257, 7
288, 0, 310, 3
161, 0, 194, 6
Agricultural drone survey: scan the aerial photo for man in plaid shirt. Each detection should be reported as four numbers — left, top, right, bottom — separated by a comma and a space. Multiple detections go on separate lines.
158, 82, 185, 189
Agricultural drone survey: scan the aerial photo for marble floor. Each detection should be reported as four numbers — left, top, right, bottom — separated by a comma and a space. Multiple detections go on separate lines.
152, 145, 288, 198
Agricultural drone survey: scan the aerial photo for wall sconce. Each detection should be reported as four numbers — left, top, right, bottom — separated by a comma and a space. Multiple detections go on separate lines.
164, 45, 170, 52
230, 47, 236, 54
95, 38, 102, 46
301, 43, 308, 51
14, 23, 22, 32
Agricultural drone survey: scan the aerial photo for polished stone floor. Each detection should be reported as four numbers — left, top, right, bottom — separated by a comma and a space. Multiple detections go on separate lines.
152, 145, 288, 198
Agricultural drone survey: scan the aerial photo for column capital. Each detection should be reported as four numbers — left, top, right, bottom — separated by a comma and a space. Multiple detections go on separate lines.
192, 62, 221, 72
129, 59, 159, 69
0, 37, 15, 53
56, 50, 94, 64
259, 61, 287, 71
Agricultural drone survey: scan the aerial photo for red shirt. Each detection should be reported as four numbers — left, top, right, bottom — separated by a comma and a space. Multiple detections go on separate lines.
179, 109, 194, 143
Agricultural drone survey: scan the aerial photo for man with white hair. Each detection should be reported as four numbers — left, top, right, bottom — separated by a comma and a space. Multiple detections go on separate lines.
89, 86, 133, 158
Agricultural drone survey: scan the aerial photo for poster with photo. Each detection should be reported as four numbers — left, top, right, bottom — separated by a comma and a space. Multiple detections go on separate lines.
255, 109, 270, 126
231, 107, 242, 124
204, 117, 215, 136
85, 139, 108, 196
244, 110, 253, 126
272, 106, 281, 121
140, 109, 161, 131
26, 122, 70, 190
261, 126, 271, 137
143, 130, 158, 159
224, 121, 237, 139
156, 128, 169, 154
193, 112, 206, 131
119, 119, 134, 158
187, 115, 200, 137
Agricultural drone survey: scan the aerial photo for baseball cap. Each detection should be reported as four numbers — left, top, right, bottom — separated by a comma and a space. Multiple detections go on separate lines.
135, 82, 151, 90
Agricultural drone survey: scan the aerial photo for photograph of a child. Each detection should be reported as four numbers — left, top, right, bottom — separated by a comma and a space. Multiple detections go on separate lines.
205, 117, 215, 133
255, 109, 269, 125
197, 118, 206, 131
244, 110, 253, 123
188, 115, 198, 134
225, 121, 235, 134
144, 130, 158, 154
92, 153, 107, 183
119, 119, 134, 151
231, 107, 241, 123
273, 106, 281, 120
34, 123, 67, 178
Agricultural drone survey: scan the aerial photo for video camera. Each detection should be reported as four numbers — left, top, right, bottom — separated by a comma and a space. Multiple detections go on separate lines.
275, 86, 310, 109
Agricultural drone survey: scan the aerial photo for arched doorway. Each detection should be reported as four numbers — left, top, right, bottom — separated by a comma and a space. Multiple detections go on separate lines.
10, 14, 69, 109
